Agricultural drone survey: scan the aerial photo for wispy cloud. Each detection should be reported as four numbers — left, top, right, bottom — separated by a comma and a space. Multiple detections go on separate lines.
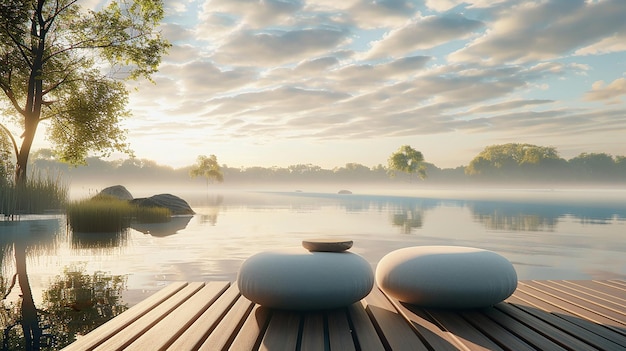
118, 0, 626, 167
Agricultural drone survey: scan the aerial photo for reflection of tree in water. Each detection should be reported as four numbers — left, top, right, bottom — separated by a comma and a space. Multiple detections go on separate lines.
1, 258, 127, 350
391, 208, 424, 234
473, 212, 557, 231
468, 200, 626, 231
198, 195, 223, 226
40, 265, 128, 349
468, 201, 559, 231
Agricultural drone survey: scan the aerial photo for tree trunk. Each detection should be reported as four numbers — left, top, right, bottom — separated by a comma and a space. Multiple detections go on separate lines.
15, 4, 46, 185
15, 119, 38, 184
15, 240, 42, 351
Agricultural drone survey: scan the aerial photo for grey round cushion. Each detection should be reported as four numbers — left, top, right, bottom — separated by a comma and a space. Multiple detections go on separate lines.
237, 248, 374, 310
376, 246, 517, 309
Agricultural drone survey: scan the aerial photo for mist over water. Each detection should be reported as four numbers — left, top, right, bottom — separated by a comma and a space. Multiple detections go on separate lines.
2, 183, 625, 309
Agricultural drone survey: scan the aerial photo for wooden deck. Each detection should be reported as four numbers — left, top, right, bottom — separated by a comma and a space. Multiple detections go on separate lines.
62, 280, 626, 351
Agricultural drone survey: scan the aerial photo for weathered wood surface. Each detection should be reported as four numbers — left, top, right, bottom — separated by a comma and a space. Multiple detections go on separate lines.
62, 280, 626, 351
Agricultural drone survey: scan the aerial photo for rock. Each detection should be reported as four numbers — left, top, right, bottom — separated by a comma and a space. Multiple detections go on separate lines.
338, 190, 352, 194
131, 193, 195, 215
302, 239, 353, 252
98, 185, 133, 200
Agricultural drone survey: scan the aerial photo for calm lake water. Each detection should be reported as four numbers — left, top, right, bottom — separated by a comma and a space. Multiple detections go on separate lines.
1, 185, 625, 348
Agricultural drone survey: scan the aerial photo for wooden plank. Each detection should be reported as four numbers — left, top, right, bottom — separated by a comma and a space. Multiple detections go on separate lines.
228, 305, 271, 351
327, 309, 356, 351
126, 281, 230, 350
522, 281, 626, 329
507, 293, 626, 351
258, 310, 301, 351
426, 308, 506, 351
481, 307, 568, 351
494, 300, 597, 351
93, 282, 205, 351
559, 281, 626, 305
387, 297, 481, 351
301, 312, 325, 351
606, 280, 626, 288
167, 283, 242, 350
364, 287, 428, 351
63, 280, 626, 351
460, 310, 536, 351
198, 295, 255, 351
535, 281, 626, 321
346, 302, 385, 351
513, 287, 626, 346
61, 281, 188, 351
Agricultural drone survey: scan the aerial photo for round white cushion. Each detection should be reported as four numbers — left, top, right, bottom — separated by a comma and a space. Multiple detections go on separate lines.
376, 246, 517, 309
237, 248, 374, 310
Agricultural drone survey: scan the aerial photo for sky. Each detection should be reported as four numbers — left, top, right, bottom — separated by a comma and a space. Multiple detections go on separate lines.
36, 0, 626, 169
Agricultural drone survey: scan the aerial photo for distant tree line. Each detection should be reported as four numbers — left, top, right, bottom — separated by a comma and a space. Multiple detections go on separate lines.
6, 143, 626, 186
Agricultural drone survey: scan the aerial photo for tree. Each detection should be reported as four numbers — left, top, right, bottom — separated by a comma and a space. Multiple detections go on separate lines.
465, 143, 565, 180
190, 155, 224, 189
568, 152, 617, 180
0, 0, 170, 183
388, 145, 426, 180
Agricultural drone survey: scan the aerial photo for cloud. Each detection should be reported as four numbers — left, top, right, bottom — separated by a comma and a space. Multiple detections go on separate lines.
211, 28, 350, 66
96, 0, 626, 168
584, 78, 626, 103
199, 0, 304, 29
348, 0, 419, 29
449, 0, 626, 64
366, 14, 484, 59
466, 99, 554, 114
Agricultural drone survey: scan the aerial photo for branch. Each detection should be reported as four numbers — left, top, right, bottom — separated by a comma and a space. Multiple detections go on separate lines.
0, 84, 26, 117
2, 22, 33, 68
0, 123, 19, 159
41, 70, 71, 95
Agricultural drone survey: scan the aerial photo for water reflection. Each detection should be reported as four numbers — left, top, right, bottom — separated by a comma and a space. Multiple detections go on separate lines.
468, 202, 559, 231
0, 219, 128, 350
275, 191, 626, 233
466, 200, 625, 231
130, 215, 193, 236
39, 265, 127, 349
390, 208, 424, 234
72, 230, 129, 249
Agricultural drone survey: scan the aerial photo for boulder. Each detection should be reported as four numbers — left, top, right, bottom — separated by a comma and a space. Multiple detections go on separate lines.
131, 193, 195, 215
98, 185, 133, 201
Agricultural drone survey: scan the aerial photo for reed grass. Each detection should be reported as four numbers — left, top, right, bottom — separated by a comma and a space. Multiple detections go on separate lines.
66, 195, 172, 233
67, 196, 134, 233
135, 206, 171, 223
0, 170, 68, 217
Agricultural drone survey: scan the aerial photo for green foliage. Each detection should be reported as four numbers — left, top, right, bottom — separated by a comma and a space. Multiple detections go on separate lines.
190, 155, 224, 183
465, 143, 565, 180
67, 196, 171, 233
388, 145, 426, 180
0, 0, 170, 182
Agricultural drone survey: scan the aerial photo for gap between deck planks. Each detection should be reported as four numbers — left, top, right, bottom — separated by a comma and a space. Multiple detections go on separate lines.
62, 280, 626, 351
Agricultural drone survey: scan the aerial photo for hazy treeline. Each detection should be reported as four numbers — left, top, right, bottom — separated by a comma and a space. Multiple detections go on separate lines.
21, 144, 626, 185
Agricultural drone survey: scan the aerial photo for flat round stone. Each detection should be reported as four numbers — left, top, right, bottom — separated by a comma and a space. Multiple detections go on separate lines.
302, 239, 353, 252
